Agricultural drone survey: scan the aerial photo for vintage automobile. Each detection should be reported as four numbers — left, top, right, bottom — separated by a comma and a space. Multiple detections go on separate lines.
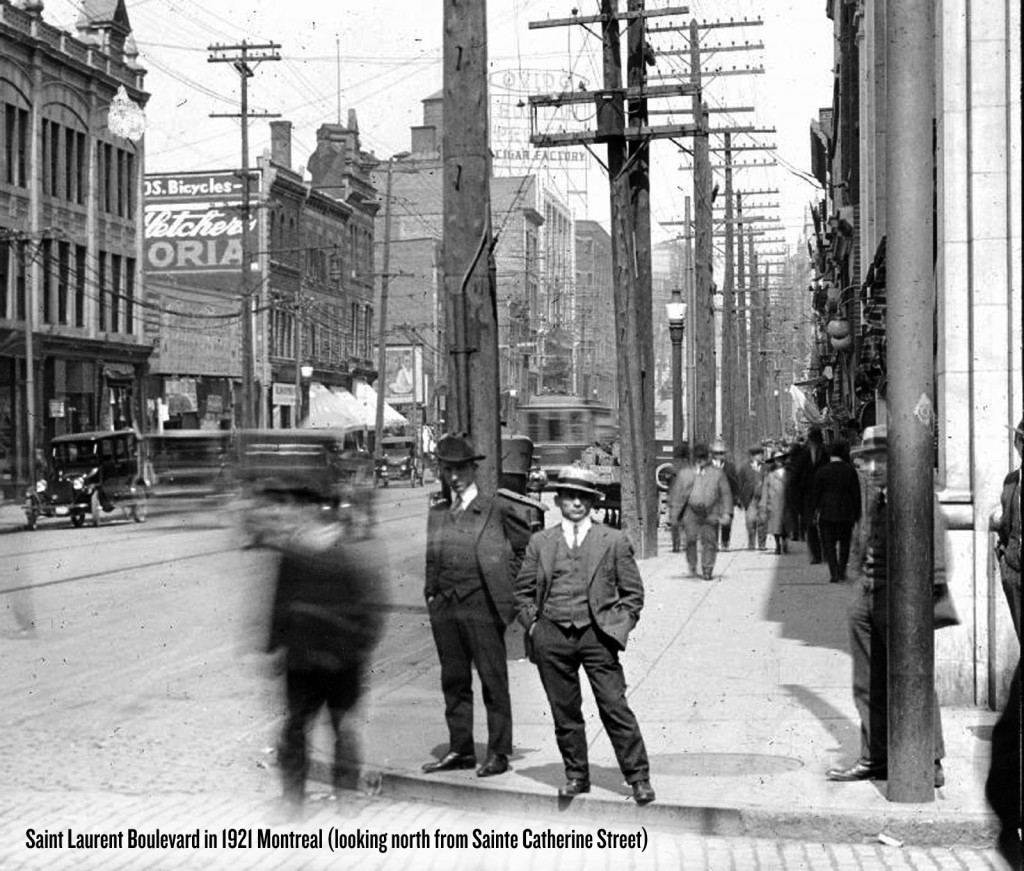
232, 427, 374, 548
25, 429, 148, 529
376, 435, 423, 487
143, 429, 233, 501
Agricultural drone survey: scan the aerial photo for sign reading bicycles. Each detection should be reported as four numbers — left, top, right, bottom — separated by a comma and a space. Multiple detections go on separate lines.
143, 170, 260, 273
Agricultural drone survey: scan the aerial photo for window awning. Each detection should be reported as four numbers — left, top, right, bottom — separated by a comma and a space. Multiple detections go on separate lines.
302, 382, 364, 430
352, 382, 407, 428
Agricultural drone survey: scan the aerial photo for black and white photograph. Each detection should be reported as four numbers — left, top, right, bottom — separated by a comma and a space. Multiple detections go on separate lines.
0, 0, 1020, 868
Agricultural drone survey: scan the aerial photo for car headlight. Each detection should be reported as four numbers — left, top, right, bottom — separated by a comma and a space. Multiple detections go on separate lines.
71, 476, 85, 491
35, 479, 47, 493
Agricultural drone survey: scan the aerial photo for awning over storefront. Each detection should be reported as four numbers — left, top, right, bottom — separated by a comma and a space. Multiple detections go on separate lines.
303, 382, 363, 429
352, 382, 407, 428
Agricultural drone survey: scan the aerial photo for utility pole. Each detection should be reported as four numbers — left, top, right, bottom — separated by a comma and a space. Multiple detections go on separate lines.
443, 0, 500, 489
735, 192, 748, 452
720, 132, 735, 450
208, 41, 281, 429
885, 0, 937, 804
374, 158, 394, 464
529, 2, 694, 557
684, 196, 696, 442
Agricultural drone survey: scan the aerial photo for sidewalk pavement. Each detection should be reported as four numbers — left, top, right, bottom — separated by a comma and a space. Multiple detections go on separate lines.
0, 499, 1003, 850
344, 522, 1003, 849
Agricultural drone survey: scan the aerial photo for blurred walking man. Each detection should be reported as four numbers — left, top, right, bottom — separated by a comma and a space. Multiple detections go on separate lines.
811, 442, 862, 583
711, 438, 741, 550
515, 467, 655, 805
681, 443, 733, 580
737, 445, 768, 551
422, 434, 531, 778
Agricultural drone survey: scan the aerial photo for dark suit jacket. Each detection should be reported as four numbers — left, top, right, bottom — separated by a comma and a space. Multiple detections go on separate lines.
514, 523, 644, 651
425, 492, 531, 625
810, 459, 862, 526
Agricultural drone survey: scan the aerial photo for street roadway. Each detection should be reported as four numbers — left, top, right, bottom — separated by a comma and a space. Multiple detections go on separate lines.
0, 485, 435, 797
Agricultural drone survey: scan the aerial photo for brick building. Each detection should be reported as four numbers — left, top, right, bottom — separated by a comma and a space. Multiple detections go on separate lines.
0, 0, 149, 496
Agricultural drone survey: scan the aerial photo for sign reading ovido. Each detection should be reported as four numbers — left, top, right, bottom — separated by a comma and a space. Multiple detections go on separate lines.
144, 171, 260, 273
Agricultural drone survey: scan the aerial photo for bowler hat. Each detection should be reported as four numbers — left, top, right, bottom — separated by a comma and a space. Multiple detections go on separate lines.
749, 445, 765, 455
553, 466, 604, 500
434, 433, 485, 465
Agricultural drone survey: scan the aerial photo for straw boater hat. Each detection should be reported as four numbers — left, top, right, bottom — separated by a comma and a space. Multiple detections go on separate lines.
434, 433, 486, 465
553, 466, 604, 501
851, 425, 887, 458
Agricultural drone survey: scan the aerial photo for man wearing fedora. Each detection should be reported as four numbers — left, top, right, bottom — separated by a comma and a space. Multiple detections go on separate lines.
421, 433, 531, 778
514, 466, 655, 805
826, 426, 948, 787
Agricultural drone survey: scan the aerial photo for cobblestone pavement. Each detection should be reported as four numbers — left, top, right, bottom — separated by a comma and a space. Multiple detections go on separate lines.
0, 789, 1007, 870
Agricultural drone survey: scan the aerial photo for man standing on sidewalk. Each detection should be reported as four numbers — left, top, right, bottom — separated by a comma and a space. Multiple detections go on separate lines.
421, 434, 531, 778
681, 443, 733, 579
711, 438, 741, 551
514, 466, 655, 805
810, 442, 862, 583
737, 445, 768, 551
795, 427, 829, 562
826, 427, 947, 787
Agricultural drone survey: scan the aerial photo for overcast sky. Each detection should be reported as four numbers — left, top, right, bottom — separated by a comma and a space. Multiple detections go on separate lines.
44, 0, 833, 249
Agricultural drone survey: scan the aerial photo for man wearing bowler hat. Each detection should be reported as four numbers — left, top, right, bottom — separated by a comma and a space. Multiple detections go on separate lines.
515, 466, 655, 805
421, 433, 531, 778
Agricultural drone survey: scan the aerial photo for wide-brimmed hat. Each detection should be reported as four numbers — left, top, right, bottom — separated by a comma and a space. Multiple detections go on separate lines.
749, 445, 765, 455
552, 466, 604, 500
851, 425, 887, 457
434, 433, 485, 465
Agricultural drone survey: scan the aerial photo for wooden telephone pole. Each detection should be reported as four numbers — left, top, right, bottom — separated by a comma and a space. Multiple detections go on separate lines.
529, 2, 695, 558
208, 41, 281, 429
442, 0, 501, 489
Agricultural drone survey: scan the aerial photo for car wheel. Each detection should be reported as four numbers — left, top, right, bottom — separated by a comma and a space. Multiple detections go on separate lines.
71, 513, 85, 528
90, 490, 102, 527
25, 511, 37, 531
131, 490, 148, 523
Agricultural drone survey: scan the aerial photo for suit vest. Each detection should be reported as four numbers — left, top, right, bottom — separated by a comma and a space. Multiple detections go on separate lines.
544, 535, 591, 628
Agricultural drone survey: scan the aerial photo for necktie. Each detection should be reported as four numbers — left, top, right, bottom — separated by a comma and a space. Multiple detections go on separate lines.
572, 523, 580, 553
451, 496, 463, 520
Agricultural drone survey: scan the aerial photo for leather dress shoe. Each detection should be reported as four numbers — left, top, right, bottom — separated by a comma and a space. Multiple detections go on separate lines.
558, 778, 591, 798
421, 752, 476, 774
476, 754, 509, 777
826, 759, 887, 781
632, 780, 656, 805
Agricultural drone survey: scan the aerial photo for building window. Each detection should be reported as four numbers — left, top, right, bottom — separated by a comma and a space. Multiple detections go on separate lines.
4, 104, 29, 187
74, 245, 86, 327
124, 257, 135, 334
41, 239, 53, 325
58, 241, 70, 325
0, 241, 8, 319
98, 251, 107, 331
111, 253, 122, 333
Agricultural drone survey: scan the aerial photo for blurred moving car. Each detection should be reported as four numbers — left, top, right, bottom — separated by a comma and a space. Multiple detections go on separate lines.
25, 429, 148, 529
144, 429, 232, 501
233, 427, 374, 548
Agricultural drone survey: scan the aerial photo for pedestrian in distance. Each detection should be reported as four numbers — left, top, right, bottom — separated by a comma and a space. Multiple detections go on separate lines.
736, 445, 768, 551
759, 449, 791, 554
680, 442, 733, 579
666, 442, 695, 563
710, 437, 741, 551
795, 427, 829, 562
992, 417, 1023, 639
826, 426, 950, 788
421, 433, 531, 778
514, 466, 655, 805
267, 492, 387, 812
810, 441, 862, 583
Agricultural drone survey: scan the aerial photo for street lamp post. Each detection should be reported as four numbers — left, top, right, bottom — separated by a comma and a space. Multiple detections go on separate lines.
666, 288, 688, 454
299, 364, 314, 426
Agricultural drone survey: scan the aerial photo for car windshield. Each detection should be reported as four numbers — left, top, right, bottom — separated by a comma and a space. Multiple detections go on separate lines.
52, 441, 101, 469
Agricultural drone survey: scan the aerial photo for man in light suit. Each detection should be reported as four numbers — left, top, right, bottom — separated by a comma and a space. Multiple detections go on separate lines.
422, 434, 531, 778
514, 466, 655, 805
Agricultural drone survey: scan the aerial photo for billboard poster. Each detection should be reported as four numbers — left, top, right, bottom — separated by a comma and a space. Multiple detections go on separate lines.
143, 170, 259, 275
383, 345, 423, 405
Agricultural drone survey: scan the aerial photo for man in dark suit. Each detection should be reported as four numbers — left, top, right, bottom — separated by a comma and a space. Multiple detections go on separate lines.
810, 441, 862, 582
515, 466, 655, 805
993, 418, 1023, 638
422, 434, 531, 778
795, 427, 829, 561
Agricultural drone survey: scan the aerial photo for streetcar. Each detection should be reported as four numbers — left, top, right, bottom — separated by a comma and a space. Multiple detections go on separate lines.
519, 394, 618, 475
